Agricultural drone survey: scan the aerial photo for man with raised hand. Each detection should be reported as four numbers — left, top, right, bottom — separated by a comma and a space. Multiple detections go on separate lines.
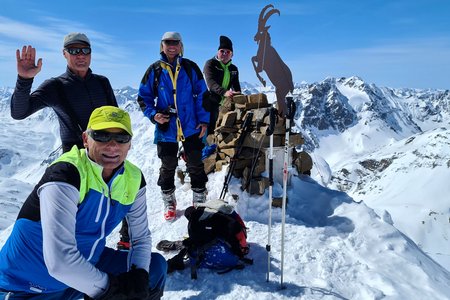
11, 32, 117, 152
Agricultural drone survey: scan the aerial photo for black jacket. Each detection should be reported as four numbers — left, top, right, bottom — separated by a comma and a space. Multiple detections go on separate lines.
203, 57, 241, 97
11, 67, 117, 151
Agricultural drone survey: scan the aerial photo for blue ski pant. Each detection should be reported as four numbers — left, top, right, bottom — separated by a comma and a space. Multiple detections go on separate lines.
0, 248, 167, 299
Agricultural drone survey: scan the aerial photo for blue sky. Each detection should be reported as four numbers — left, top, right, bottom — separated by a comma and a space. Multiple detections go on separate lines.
0, 0, 449, 90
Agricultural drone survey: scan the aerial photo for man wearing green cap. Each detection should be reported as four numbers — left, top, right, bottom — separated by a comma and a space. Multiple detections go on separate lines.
12, 33, 132, 251
0, 106, 167, 300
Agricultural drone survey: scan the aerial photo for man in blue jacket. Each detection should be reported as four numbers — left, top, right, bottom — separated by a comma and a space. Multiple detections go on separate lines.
0, 106, 167, 299
137, 32, 209, 221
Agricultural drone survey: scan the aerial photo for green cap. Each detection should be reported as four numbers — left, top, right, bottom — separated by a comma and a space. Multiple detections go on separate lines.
87, 106, 132, 136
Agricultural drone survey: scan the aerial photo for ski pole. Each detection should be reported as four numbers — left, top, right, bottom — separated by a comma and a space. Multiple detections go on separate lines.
266, 106, 276, 282
220, 111, 254, 200
280, 93, 295, 288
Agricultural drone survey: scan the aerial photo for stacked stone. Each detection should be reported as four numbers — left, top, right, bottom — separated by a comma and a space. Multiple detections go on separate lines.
204, 93, 308, 195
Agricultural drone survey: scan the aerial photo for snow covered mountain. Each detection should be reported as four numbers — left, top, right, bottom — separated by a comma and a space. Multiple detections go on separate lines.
290, 76, 450, 270
0, 78, 449, 299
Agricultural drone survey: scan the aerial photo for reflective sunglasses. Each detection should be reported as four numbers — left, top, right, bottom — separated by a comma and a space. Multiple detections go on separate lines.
163, 40, 180, 46
65, 47, 92, 56
88, 130, 131, 144
219, 49, 231, 55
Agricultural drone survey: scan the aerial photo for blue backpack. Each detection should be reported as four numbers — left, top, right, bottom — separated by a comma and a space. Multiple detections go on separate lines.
166, 201, 252, 279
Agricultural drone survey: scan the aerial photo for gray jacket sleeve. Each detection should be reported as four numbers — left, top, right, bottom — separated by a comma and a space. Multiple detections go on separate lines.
38, 182, 109, 298
125, 187, 152, 271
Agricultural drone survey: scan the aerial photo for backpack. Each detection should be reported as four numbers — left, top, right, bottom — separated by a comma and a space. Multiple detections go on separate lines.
167, 200, 252, 279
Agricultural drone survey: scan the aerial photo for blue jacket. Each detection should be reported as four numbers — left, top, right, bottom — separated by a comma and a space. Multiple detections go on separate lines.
137, 55, 209, 143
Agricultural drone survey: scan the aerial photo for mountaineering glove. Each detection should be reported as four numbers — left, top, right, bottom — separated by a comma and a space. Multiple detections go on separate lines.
85, 268, 149, 300
84, 274, 126, 300
117, 267, 150, 299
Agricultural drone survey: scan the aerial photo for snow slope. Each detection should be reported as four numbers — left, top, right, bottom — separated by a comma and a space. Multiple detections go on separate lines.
1, 98, 449, 299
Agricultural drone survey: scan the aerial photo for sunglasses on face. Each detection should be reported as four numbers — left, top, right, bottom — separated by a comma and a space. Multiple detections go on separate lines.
163, 40, 180, 46
88, 130, 131, 144
65, 47, 92, 56
219, 49, 231, 55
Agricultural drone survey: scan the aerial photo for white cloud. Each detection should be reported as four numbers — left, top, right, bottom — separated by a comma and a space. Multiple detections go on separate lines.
289, 37, 450, 89
0, 16, 132, 87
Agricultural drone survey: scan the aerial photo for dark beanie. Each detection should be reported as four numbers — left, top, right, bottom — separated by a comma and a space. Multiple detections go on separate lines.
218, 35, 233, 52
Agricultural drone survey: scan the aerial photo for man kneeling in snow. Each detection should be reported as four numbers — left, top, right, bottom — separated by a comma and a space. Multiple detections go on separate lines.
0, 106, 167, 299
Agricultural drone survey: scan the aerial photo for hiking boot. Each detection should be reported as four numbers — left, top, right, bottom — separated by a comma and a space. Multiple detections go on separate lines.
164, 202, 176, 221
192, 188, 207, 206
162, 191, 177, 221
117, 240, 130, 250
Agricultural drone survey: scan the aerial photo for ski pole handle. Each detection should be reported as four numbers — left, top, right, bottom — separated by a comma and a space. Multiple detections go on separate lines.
265, 107, 276, 136
285, 95, 296, 120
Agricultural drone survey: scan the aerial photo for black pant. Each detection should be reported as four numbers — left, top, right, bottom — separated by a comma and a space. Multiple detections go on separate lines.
157, 133, 208, 192
119, 219, 129, 242
207, 106, 219, 135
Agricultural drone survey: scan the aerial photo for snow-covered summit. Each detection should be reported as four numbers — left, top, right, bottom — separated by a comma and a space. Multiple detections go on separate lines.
0, 77, 449, 299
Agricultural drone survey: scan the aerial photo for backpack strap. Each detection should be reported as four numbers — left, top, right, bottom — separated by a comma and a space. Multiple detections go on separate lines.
151, 61, 163, 96
151, 58, 202, 98
166, 247, 188, 274
188, 239, 219, 280
181, 58, 203, 99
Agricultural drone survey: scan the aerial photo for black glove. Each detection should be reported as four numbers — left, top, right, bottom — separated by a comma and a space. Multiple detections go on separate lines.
96, 275, 126, 300
117, 267, 149, 299
84, 274, 126, 300
85, 268, 149, 300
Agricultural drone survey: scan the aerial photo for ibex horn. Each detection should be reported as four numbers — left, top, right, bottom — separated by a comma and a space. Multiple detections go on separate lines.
258, 4, 279, 30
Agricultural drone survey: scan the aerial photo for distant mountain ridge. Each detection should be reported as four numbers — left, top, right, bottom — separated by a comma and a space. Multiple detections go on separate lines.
291, 76, 449, 150
2, 77, 449, 133
2, 76, 449, 158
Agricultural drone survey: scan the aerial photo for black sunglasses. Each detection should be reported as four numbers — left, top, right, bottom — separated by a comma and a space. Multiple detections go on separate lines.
163, 40, 180, 46
88, 130, 131, 144
65, 47, 92, 56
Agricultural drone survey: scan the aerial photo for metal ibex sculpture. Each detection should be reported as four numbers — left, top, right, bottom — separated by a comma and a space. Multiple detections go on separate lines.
252, 4, 294, 116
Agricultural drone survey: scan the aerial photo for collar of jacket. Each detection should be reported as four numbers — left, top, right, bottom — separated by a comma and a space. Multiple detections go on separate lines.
83, 148, 125, 185
160, 52, 182, 69
65, 66, 93, 81
215, 56, 232, 66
